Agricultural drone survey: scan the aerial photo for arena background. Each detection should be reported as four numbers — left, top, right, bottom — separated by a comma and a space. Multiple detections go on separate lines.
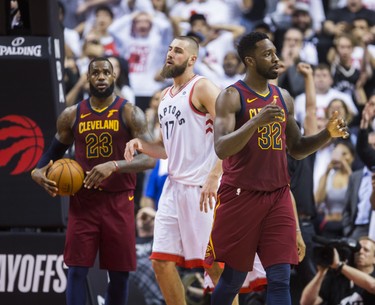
0, 0, 145, 304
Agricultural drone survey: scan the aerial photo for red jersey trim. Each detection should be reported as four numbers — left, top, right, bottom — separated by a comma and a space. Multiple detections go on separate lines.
189, 78, 206, 116
168, 74, 198, 98
150, 252, 207, 269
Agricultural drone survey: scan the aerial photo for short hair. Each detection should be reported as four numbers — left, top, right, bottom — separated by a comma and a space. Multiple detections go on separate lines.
333, 138, 355, 157
175, 35, 199, 56
88, 57, 114, 73
237, 32, 269, 64
189, 13, 206, 25
313, 63, 330, 73
95, 5, 114, 19
359, 236, 375, 256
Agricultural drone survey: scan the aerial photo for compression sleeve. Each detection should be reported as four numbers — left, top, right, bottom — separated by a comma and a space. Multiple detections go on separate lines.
36, 137, 71, 168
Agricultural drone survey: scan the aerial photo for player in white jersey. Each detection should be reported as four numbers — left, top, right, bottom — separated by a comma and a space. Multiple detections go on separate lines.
124, 36, 265, 305
158, 74, 217, 185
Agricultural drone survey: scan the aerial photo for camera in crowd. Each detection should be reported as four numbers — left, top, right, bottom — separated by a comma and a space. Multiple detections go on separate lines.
312, 235, 361, 267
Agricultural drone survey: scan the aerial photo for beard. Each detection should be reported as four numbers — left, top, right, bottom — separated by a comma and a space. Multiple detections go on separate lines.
90, 82, 115, 98
256, 63, 278, 80
160, 59, 189, 79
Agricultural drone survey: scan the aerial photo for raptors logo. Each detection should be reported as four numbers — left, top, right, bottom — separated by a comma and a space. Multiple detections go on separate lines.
0, 115, 44, 175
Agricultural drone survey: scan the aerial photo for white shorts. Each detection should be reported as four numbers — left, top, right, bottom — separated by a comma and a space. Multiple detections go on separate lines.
150, 178, 214, 268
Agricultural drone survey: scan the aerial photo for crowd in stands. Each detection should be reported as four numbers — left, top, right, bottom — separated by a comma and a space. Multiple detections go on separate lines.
36, 0, 375, 304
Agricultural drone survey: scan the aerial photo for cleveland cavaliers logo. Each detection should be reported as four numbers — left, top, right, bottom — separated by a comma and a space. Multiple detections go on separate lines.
0, 115, 44, 175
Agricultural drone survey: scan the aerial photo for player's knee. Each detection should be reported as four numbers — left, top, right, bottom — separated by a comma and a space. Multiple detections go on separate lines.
205, 263, 223, 284
266, 263, 290, 289
68, 266, 89, 281
151, 259, 175, 275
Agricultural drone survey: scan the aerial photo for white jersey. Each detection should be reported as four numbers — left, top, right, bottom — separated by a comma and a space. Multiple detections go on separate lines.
158, 75, 217, 186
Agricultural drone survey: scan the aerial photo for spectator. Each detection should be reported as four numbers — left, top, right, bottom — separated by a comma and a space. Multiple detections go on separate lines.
58, 1, 81, 58
140, 159, 168, 210
274, 2, 319, 66
287, 62, 319, 305
278, 27, 310, 97
198, 50, 244, 89
319, 0, 375, 64
170, 0, 231, 27
357, 93, 375, 168
329, 34, 367, 111
129, 207, 166, 305
315, 139, 355, 238
294, 63, 358, 128
323, 0, 375, 39
83, 5, 120, 56
109, 11, 171, 111
300, 236, 375, 305
188, 13, 245, 81
342, 162, 373, 240
107, 55, 135, 104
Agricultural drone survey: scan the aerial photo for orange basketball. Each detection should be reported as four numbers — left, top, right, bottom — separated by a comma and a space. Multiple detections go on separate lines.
47, 158, 85, 196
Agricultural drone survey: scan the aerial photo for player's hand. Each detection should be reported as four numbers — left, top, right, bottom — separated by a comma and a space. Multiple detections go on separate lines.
254, 99, 285, 127
199, 175, 219, 213
297, 230, 306, 262
31, 160, 58, 197
326, 111, 350, 139
124, 138, 143, 162
84, 161, 116, 189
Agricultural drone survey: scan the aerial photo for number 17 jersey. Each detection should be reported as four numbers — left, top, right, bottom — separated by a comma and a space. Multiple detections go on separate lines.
158, 75, 217, 186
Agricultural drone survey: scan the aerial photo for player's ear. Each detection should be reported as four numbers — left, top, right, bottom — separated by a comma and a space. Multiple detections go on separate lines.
245, 56, 254, 66
189, 55, 197, 66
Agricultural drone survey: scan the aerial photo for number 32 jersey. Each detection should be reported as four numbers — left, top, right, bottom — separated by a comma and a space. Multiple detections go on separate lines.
221, 80, 290, 192
158, 75, 217, 186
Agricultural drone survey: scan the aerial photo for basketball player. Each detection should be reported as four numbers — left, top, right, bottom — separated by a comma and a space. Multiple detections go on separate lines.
31, 57, 155, 305
124, 36, 266, 305
204, 32, 350, 305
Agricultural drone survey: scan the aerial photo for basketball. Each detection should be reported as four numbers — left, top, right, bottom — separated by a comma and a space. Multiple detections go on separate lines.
47, 158, 85, 196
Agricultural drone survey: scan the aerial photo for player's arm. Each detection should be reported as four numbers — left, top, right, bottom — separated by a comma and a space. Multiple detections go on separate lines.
285, 89, 349, 160
124, 98, 167, 162
31, 106, 76, 196
290, 191, 306, 262
199, 159, 222, 213
119, 103, 157, 171
214, 87, 285, 159
192, 78, 221, 117
192, 79, 223, 212
84, 104, 157, 189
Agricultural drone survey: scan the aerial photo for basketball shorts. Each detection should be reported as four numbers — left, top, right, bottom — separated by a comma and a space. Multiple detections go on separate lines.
64, 187, 136, 271
150, 178, 214, 268
205, 184, 298, 272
